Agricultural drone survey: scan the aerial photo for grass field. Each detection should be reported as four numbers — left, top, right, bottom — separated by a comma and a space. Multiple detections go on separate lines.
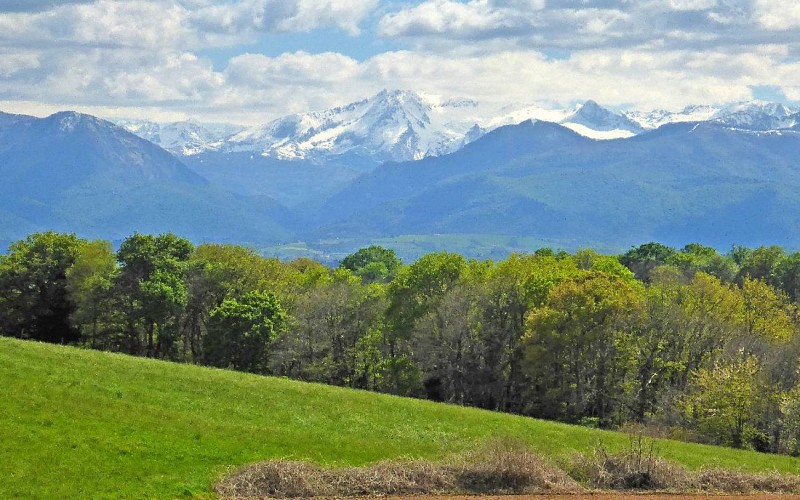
2, 337, 799, 498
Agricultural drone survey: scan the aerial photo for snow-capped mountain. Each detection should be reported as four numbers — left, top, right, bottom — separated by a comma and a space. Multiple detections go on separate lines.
560, 100, 642, 139
223, 90, 487, 163
115, 91, 800, 163
116, 119, 243, 156
211, 92, 654, 161
711, 101, 798, 130
627, 101, 799, 131
626, 105, 720, 129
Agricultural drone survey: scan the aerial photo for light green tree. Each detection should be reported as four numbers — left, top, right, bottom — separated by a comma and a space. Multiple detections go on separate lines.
65, 240, 117, 349
682, 356, 762, 448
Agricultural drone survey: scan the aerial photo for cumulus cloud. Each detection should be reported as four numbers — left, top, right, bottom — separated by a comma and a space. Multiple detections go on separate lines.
226, 51, 361, 86
0, 0, 798, 123
754, 0, 800, 30
189, 0, 377, 38
0, 51, 40, 77
378, 0, 545, 39
0, 2, 193, 50
0, 0, 378, 50
377, 0, 797, 53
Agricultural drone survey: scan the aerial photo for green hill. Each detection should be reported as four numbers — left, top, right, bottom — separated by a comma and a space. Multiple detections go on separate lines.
2, 337, 798, 498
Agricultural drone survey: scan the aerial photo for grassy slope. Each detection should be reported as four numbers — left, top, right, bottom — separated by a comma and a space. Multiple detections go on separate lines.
1, 337, 798, 498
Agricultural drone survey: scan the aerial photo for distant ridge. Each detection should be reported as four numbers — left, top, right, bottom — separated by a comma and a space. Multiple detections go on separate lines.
0, 111, 292, 244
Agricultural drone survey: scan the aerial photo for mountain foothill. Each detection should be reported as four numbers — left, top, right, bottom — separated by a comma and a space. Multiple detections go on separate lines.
1, 90, 799, 257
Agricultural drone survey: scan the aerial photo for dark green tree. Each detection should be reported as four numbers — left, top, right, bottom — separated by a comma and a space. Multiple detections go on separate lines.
204, 290, 286, 373
0, 232, 86, 343
114, 233, 193, 357
620, 242, 677, 281
340, 245, 402, 284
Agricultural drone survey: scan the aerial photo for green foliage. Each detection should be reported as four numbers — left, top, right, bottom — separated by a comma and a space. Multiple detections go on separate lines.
781, 385, 800, 456
65, 240, 117, 349
524, 271, 644, 426
666, 244, 738, 282
340, 245, 402, 283
620, 242, 677, 282
0, 232, 86, 343
774, 252, 800, 301
114, 233, 193, 358
740, 278, 795, 343
682, 357, 763, 448
738, 245, 785, 283
204, 290, 286, 373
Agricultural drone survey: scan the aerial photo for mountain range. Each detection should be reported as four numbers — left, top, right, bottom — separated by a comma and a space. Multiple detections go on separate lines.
118, 90, 799, 163
2, 92, 800, 260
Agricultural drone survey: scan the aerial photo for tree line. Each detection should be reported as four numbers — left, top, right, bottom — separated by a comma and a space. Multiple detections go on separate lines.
2, 233, 800, 455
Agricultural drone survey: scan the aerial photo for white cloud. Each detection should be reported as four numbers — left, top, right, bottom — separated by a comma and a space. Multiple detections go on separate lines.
0, 1, 191, 49
186, 0, 377, 40
378, 0, 544, 39
0, 51, 40, 77
0, 0, 377, 51
377, 0, 799, 53
754, 0, 800, 30
668, 0, 718, 11
0, 0, 799, 124
226, 51, 361, 87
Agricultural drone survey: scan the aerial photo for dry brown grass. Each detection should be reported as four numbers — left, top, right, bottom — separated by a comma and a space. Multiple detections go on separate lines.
695, 468, 800, 494
215, 439, 580, 499
215, 436, 800, 498
568, 434, 691, 491
568, 434, 800, 495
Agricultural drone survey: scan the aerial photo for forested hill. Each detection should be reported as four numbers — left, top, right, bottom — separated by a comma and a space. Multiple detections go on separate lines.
309, 120, 800, 250
0, 111, 293, 244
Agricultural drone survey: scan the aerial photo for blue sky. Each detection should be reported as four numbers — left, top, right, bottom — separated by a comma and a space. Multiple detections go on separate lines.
0, 0, 798, 124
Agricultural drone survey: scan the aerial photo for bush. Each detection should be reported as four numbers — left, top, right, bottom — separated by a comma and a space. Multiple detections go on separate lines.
568, 433, 689, 490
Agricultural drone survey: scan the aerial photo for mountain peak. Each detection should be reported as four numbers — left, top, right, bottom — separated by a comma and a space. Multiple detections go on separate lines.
560, 100, 642, 138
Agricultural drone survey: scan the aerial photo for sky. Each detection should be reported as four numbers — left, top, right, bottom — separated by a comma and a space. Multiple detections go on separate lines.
0, 0, 799, 124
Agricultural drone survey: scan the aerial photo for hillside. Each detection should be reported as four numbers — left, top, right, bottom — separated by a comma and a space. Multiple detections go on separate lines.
2, 337, 798, 498
309, 120, 800, 251
0, 111, 293, 244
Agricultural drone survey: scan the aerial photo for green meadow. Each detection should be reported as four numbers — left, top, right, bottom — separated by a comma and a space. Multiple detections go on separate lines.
2, 336, 798, 498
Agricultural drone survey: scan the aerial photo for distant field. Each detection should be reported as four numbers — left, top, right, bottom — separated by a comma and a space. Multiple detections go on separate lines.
264, 233, 628, 262
2, 337, 799, 498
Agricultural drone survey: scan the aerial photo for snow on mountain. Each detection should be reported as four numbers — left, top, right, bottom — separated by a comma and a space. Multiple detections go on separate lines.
483, 103, 571, 129
116, 119, 243, 156
559, 100, 643, 139
113, 92, 800, 162
626, 105, 720, 129
711, 101, 798, 130
627, 101, 799, 131
221, 94, 643, 162
224, 90, 489, 163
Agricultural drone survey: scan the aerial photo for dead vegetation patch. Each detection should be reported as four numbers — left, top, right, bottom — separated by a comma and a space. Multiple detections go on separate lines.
568, 433, 691, 491
215, 437, 800, 498
215, 440, 579, 498
569, 434, 800, 495
695, 468, 800, 494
